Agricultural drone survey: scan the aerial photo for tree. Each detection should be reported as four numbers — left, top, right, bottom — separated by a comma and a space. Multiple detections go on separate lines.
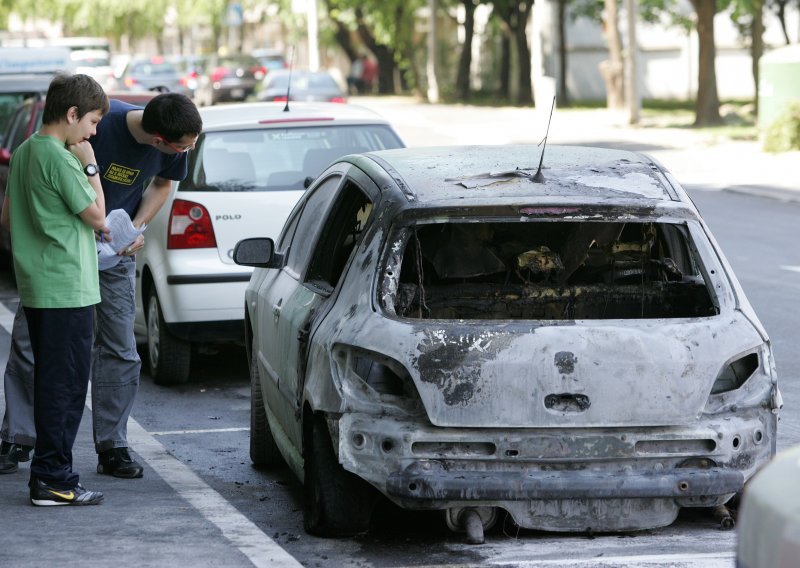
455, 0, 477, 101
689, 0, 722, 125
600, 0, 625, 108
766, 0, 798, 44
492, 0, 534, 105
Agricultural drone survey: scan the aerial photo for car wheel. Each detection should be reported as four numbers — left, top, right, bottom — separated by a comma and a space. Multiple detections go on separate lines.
303, 413, 377, 537
250, 342, 283, 468
147, 289, 191, 385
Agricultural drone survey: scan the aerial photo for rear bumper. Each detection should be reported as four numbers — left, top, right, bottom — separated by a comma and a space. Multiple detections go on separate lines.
387, 462, 743, 501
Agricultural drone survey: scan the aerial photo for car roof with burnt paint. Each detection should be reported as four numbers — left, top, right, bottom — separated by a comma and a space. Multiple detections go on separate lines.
363, 145, 680, 204
198, 101, 392, 131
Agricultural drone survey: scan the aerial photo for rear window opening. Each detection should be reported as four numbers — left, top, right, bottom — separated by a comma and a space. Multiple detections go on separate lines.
382, 221, 718, 320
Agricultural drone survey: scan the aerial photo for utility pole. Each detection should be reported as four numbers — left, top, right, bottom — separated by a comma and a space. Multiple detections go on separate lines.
625, 0, 641, 124
426, 0, 440, 103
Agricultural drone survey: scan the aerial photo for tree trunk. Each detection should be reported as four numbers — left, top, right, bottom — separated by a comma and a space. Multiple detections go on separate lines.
690, 0, 721, 126
752, 0, 764, 115
557, 0, 569, 106
355, 9, 397, 94
773, 0, 791, 45
456, 0, 476, 101
500, 34, 511, 99
323, 0, 359, 63
514, 0, 534, 105
599, 0, 624, 108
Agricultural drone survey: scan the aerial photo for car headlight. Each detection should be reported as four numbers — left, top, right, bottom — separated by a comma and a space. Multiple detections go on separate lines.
710, 352, 759, 394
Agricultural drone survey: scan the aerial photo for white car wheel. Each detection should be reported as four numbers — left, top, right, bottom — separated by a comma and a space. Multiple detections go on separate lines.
147, 289, 191, 385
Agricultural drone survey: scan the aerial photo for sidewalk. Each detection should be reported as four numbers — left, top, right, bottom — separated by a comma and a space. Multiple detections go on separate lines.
352, 96, 800, 200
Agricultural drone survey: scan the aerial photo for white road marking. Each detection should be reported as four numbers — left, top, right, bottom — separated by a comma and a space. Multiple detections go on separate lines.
150, 427, 250, 436
125, 419, 302, 568
0, 302, 298, 566
780, 265, 800, 273
79, 389, 301, 568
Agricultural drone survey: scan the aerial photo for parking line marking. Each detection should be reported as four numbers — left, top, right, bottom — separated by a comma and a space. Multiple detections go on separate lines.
84, 389, 302, 568
151, 427, 250, 436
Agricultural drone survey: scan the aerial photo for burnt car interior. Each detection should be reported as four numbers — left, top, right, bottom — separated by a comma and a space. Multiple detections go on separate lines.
388, 220, 718, 320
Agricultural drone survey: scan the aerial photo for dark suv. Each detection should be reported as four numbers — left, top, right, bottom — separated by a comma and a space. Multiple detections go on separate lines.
196, 54, 264, 106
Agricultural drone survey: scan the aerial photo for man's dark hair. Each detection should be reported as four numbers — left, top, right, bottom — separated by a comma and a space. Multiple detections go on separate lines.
142, 93, 202, 142
43, 74, 109, 125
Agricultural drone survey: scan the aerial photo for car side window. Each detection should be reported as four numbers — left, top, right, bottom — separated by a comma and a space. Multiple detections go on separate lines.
305, 179, 373, 292
285, 174, 342, 275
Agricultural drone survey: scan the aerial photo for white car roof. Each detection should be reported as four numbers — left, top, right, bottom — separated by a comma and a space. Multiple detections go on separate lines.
198, 102, 391, 131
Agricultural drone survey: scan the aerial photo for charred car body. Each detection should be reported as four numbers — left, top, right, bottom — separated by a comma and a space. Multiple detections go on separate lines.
235, 145, 780, 539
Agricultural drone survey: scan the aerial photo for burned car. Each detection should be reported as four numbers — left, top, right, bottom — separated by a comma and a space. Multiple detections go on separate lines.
234, 145, 780, 540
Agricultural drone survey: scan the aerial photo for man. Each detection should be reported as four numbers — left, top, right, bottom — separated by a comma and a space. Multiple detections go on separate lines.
2, 74, 108, 505
0, 92, 203, 479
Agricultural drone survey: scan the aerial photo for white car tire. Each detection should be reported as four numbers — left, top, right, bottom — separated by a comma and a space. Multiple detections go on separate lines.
147, 289, 191, 385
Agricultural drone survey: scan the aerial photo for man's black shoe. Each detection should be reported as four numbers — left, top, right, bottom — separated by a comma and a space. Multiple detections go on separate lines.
0, 441, 34, 474
97, 447, 144, 478
30, 479, 104, 506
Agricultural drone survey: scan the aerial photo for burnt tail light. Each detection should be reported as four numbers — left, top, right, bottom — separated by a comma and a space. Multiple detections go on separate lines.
168, 199, 217, 249
710, 353, 759, 394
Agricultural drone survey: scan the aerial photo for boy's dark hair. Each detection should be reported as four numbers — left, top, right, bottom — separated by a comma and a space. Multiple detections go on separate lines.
142, 93, 202, 142
43, 74, 109, 125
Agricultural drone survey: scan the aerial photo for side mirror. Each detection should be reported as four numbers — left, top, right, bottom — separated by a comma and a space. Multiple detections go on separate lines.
303, 176, 314, 189
233, 237, 282, 268
0, 148, 11, 167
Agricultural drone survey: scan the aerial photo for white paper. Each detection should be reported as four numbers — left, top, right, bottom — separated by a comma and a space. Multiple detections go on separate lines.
97, 209, 145, 271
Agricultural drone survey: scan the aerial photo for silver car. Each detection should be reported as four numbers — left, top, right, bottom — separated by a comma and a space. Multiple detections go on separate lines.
234, 144, 781, 540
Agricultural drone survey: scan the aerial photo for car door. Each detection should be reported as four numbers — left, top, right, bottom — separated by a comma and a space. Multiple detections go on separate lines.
274, 169, 379, 449
256, 173, 344, 450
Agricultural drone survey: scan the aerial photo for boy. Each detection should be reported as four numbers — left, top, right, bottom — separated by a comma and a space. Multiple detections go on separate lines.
0, 92, 202, 478
1, 74, 109, 505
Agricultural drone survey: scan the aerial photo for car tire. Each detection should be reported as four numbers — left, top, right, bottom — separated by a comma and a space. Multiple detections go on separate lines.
250, 342, 283, 468
303, 413, 377, 537
147, 289, 191, 385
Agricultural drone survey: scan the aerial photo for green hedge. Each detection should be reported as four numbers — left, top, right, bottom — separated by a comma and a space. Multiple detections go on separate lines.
763, 101, 800, 153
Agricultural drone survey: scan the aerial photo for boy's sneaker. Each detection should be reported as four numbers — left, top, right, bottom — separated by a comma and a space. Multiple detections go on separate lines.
97, 447, 144, 478
0, 442, 34, 474
30, 479, 104, 506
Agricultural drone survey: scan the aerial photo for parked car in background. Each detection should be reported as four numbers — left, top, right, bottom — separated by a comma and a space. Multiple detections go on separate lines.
71, 49, 115, 91
251, 48, 286, 74
133, 102, 404, 385
258, 70, 347, 103
113, 56, 189, 95
234, 144, 781, 540
0, 91, 158, 263
168, 54, 208, 101
195, 54, 263, 106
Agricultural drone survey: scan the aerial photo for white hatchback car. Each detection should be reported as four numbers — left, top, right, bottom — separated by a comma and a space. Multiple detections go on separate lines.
133, 102, 404, 384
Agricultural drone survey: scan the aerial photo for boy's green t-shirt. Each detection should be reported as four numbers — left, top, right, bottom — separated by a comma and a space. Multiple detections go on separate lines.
8, 133, 100, 308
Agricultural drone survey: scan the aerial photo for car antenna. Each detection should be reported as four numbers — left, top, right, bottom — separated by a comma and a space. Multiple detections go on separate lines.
532, 96, 556, 183
283, 46, 295, 112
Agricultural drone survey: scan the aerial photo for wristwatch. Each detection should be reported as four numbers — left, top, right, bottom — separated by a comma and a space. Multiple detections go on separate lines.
84, 163, 99, 177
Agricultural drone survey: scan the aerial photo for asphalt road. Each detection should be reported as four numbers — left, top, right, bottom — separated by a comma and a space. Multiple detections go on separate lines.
0, 185, 797, 568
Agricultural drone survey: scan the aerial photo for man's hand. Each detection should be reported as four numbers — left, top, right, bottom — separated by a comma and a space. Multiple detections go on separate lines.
68, 140, 97, 167
119, 233, 145, 256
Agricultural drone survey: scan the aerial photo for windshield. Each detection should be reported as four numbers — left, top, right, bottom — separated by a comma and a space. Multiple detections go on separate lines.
180, 124, 403, 192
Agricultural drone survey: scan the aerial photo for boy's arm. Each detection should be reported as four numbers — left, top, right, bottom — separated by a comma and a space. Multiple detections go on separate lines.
78, 172, 106, 230
132, 176, 172, 229
70, 140, 107, 231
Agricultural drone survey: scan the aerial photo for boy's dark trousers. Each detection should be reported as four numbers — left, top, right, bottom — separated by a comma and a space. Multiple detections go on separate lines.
24, 306, 94, 490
